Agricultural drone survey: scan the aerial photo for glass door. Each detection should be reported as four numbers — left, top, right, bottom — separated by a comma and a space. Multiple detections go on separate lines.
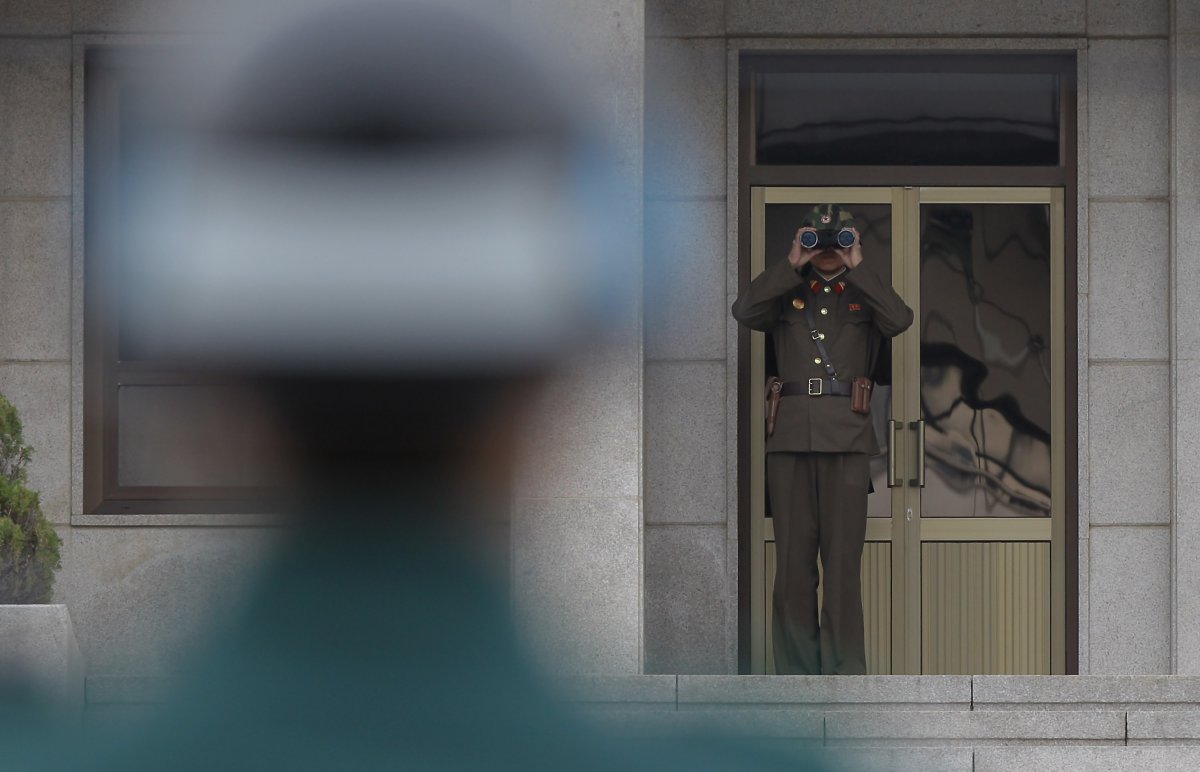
748, 186, 1066, 675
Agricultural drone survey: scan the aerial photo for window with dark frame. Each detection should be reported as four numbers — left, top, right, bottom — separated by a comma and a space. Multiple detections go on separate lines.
84, 48, 280, 514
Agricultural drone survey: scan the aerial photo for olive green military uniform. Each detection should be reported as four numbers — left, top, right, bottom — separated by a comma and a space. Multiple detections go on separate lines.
732, 206, 913, 675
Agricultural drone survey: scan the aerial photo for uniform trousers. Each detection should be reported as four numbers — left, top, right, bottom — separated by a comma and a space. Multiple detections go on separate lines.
767, 451, 869, 675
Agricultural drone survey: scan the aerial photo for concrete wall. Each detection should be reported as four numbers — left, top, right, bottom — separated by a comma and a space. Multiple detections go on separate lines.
0, 1, 646, 678
643, 0, 1190, 675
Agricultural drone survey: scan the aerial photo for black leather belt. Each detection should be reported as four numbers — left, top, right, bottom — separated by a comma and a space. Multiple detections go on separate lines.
780, 378, 851, 397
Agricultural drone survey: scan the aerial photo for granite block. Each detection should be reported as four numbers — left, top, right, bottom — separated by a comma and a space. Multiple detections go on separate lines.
1087, 0, 1169, 36
0, 363, 70, 525
1181, 195, 1200, 360
71, 0, 232, 32
513, 345, 641, 500
645, 38, 726, 198
644, 525, 728, 674
0, 0, 71, 34
1088, 364, 1170, 525
825, 709, 1123, 746
1089, 526, 1171, 673
644, 199, 728, 361
976, 747, 1200, 771
645, 361, 726, 524
813, 747, 973, 772
0, 38, 71, 197
1088, 201, 1169, 360
1181, 37, 1200, 193
1087, 39, 1170, 198
552, 674, 676, 705
1177, 359, 1200, 525
511, 497, 641, 674
974, 675, 1200, 709
583, 707, 824, 740
1175, 518, 1200, 674
1128, 710, 1200, 743
52, 526, 273, 675
0, 604, 83, 711
677, 675, 971, 710
725, 0, 1085, 35
1182, 0, 1200, 35
0, 200, 71, 360
647, 0, 724, 36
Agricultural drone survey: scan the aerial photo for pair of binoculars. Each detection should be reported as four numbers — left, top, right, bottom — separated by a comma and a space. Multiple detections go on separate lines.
799, 228, 856, 249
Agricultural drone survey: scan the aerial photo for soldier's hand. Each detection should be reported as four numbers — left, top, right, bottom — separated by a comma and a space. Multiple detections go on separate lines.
788, 227, 820, 269
837, 226, 865, 270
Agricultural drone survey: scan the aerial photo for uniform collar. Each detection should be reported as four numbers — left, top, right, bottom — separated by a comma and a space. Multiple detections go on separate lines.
809, 276, 848, 295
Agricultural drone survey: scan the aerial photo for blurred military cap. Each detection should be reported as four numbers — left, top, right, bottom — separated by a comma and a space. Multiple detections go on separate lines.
120, 0, 629, 377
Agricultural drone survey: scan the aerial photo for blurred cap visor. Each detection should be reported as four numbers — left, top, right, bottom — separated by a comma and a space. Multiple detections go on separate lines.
118, 1, 629, 377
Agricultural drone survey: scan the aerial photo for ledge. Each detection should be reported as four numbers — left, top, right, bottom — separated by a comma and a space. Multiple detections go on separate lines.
975, 747, 1200, 771
825, 709, 1125, 747
974, 676, 1200, 710
1128, 711, 1200, 744
71, 513, 285, 528
677, 675, 972, 710
553, 674, 677, 705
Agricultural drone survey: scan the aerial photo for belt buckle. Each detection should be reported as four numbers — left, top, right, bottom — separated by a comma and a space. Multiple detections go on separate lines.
807, 378, 822, 396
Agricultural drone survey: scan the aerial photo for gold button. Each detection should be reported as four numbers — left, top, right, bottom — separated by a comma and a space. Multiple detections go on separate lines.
814, 357, 822, 364
818, 333, 826, 340
792, 298, 805, 310
820, 308, 829, 316
823, 286, 832, 294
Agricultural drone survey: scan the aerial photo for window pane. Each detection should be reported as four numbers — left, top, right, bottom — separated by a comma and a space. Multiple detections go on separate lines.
755, 71, 1059, 166
118, 385, 280, 488
115, 74, 200, 363
919, 203, 1052, 518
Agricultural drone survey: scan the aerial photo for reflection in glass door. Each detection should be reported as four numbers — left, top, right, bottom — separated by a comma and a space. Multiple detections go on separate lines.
920, 202, 1052, 521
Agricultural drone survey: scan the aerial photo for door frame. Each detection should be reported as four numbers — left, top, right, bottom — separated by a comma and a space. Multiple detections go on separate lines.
746, 186, 1066, 674
734, 51, 1080, 674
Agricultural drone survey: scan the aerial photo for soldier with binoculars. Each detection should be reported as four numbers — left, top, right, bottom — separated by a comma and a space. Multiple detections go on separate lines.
732, 204, 913, 675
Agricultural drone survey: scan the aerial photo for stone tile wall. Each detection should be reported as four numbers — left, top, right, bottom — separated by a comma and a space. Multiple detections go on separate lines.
644, 7, 731, 673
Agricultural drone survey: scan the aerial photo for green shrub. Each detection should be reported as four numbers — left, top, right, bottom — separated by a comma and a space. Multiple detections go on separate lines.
0, 394, 61, 603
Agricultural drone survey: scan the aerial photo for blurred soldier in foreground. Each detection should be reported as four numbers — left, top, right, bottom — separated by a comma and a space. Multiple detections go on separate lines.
7, 1, 822, 769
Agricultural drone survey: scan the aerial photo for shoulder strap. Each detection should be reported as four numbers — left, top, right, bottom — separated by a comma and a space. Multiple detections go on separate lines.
802, 301, 840, 382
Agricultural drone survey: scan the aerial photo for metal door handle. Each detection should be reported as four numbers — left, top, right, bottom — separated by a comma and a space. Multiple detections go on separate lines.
887, 419, 899, 488
909, 419, 925, 487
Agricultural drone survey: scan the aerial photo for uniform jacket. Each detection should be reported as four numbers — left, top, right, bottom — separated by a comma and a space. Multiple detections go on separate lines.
732, 257, 914, 454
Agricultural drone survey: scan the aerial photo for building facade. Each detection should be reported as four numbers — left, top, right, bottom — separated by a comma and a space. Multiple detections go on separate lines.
0, 0, 1197, 681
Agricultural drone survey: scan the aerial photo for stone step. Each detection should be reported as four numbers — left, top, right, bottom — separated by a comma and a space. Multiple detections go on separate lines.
83, 675, 175, 733
579, 707, 1130, 745
558, 674, 1200, 711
